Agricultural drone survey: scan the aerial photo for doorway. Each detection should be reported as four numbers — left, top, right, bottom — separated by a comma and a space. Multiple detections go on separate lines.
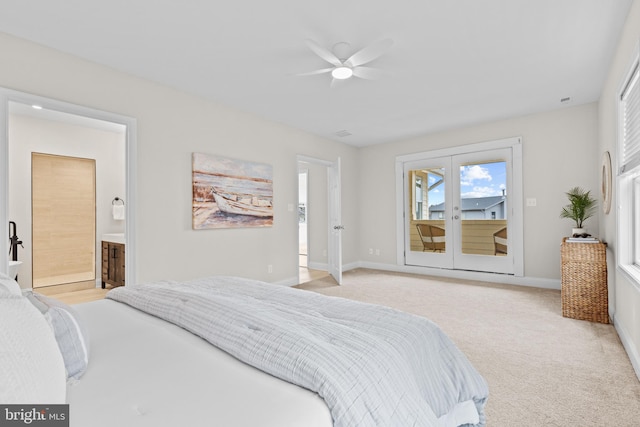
398, 137, 523, 276
296, 156, 341, 284
0, 88, 137, 288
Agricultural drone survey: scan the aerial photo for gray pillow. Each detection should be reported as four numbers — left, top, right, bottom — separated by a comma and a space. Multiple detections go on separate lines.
25, 292, 90, 379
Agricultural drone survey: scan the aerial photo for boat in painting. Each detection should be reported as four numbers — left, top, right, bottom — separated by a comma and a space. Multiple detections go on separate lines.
211, 187, 273, 217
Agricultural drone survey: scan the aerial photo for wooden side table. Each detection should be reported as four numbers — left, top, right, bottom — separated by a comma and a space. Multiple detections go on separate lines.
560, 238, 609, 323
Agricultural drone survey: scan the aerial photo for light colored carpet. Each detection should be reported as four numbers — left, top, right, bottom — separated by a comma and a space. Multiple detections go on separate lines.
295, 268, 640, 426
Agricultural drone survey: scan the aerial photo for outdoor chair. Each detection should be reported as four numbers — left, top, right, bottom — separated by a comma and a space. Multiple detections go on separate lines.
416, 224, 446, 252
493, 227, 508, 255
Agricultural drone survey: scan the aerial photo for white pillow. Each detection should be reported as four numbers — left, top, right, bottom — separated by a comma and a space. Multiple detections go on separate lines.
0, 297, 66, 403
0, 271, 22, 296
25, 292, 91, 379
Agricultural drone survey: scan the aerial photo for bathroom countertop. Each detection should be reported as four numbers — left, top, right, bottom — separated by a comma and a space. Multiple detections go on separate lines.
102, 233, 125, 244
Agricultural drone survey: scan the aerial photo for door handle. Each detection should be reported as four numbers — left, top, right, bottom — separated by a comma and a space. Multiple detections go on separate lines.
333, 225, 345, 230
454, 215, 460, 220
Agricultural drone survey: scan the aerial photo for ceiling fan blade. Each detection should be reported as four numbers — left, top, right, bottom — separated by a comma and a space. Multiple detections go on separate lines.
345, 38, 394, 67
352, 66, 386, 80
296, 67, 334, 77
305, 39, 342, 67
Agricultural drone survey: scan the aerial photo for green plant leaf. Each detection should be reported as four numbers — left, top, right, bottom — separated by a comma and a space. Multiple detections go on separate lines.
559, 187, 597, 228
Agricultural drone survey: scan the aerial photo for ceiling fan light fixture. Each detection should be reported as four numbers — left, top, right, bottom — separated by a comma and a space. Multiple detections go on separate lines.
332, 66, 353, 80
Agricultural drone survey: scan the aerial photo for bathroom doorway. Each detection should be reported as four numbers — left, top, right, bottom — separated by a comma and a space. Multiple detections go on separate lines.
9, 104, 125, 291
0, 89, 137, 291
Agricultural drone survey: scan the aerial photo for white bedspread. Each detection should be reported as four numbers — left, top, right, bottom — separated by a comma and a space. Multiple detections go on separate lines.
68, 299, 332, 427
107, 276, 489, 427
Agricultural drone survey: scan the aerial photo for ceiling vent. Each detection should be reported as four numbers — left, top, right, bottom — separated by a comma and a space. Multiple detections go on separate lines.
334, 130, 352, 137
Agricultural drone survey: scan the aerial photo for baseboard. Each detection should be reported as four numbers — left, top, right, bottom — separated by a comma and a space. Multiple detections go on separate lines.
612, 313, 640, 382
356, 261, 561, 289
35, 280, 96, 295
280, 260, 561, 289
307, 261, 327, 271
306, 261, 360, 272
273, 277, 299, 287
275, 261, 361, 287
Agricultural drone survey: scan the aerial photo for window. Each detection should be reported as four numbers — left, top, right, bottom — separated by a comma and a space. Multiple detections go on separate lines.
411, 169, 444, 220
618, 56, 640, 286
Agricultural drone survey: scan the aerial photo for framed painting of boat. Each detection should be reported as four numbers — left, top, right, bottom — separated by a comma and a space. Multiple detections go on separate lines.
192, 153, 273, 229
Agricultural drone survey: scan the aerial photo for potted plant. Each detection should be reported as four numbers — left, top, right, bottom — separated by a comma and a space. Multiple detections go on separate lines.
560, 186, 597, 236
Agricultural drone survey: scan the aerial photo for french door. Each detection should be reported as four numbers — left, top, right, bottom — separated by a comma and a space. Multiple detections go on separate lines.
404, 146, 515, 274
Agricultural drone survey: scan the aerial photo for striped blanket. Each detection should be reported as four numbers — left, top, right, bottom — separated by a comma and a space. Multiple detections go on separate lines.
107, 276, 488, 426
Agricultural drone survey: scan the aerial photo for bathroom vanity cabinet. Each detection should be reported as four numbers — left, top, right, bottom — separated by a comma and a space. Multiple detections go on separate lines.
102, 241, 125, 288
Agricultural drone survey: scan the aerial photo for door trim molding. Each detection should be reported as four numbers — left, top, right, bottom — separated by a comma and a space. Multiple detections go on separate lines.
395, 136, 523, 276
0, 88, 137, 286
396, 136, 522, 163
296, 154, 342, 285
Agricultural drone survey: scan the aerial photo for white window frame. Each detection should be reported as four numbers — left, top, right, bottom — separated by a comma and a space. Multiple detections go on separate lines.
617, 50, 640, 289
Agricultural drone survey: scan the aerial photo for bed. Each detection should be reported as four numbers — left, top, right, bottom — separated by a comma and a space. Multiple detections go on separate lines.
1, 273, 489, 427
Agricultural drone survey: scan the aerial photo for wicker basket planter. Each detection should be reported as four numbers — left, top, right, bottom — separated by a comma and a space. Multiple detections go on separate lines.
560, 238, 609, 323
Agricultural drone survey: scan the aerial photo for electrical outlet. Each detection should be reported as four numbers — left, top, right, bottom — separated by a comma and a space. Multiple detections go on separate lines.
526, 198, 537, 207
369, 248, 373, 255
267, 265, 273, 273
375, 249, 380, 256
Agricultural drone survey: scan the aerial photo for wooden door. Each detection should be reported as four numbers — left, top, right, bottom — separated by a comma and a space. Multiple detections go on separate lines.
32, 153, 96, 288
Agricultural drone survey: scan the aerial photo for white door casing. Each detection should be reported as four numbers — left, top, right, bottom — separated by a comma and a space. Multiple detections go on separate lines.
397, 137, 523, 276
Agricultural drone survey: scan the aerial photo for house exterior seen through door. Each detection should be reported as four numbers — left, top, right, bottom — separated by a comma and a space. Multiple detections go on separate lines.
398, 137, 523, 276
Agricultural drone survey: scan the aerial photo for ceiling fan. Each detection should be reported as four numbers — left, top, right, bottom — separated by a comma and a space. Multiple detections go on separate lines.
298, 38, 394, 86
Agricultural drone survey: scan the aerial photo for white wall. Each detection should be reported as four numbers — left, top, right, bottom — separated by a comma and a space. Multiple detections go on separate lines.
357, 102, 599, 282
8, 113, 125, 288
0, 32, 359, 285
598, 0, 640, 377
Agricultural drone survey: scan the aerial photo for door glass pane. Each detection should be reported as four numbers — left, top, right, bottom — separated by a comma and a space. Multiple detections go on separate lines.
409, 167, 446, 253
459, 160, 507, 255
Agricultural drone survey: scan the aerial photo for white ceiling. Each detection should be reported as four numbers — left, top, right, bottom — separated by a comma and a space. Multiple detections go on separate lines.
0, 0, 633, 147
